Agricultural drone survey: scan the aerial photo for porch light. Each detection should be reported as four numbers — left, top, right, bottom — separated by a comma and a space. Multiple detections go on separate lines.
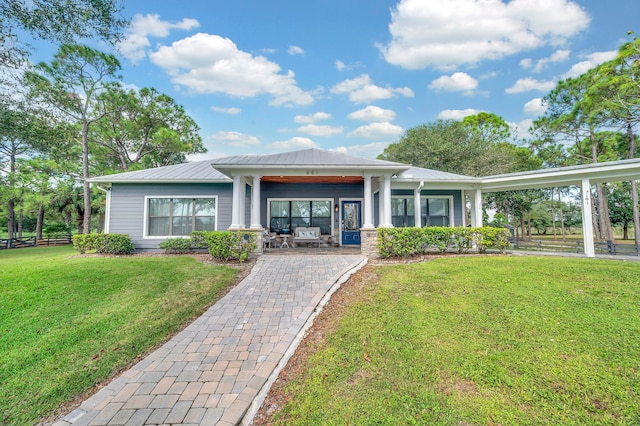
334, 204, 339, 213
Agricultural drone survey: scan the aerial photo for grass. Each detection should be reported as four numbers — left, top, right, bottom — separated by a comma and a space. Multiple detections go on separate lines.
270, 256, 640, 425
0, 246, 240, 425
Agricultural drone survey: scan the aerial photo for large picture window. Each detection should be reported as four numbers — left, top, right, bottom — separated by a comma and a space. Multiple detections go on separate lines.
146, 197, 216, 237
392, 196, 453, 227
269, 199, 331, 235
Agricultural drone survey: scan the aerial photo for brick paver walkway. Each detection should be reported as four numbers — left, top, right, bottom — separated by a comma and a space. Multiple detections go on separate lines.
52, 254, 366, 426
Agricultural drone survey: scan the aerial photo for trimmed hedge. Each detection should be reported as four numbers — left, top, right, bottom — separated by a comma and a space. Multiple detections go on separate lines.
158, 238, 193, 253
204, 231, 257, 262
72, 233, 135, 255
377, 227, 510, 258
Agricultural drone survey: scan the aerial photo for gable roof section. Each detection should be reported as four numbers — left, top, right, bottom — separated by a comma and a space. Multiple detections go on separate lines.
89, 160, 231, 183
209, 148, 410, 178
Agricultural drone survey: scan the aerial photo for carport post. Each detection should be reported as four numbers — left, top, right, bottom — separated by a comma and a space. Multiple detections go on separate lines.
580, 178, 595, 258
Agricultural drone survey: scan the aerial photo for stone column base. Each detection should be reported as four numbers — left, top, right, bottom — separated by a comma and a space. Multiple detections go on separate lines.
360, 228, 378, 258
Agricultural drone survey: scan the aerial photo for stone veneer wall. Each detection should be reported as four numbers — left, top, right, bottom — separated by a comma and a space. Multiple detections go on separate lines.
360, 229, 378, 258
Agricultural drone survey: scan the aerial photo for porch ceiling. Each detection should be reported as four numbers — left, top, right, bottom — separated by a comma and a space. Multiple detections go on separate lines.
261, 175, 364, 184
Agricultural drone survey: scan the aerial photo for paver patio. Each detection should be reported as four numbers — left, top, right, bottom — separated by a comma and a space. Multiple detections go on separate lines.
51, 254, 366, 426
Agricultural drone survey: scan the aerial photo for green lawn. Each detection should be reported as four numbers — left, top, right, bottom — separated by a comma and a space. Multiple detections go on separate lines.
0, 246, 239, 425
271, 256, 640, 425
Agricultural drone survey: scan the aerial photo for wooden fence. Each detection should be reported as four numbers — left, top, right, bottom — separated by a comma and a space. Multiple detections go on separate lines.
511, 239, 640, 257
0, 234, 73, 250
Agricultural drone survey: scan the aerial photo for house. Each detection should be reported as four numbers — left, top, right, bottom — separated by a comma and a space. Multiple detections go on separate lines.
89, 147, 640, 257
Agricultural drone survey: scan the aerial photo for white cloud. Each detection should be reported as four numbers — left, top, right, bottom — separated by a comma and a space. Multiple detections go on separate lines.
515, 118, 535, 140
520, 58, 533, 69
532, 49, 571, 73
288, 45, 305, 55
331, 74, 414, 103
428, 72, 478, 94
378, 0, 590, 70
562, 50, 617, 79
210, 131, 260, 147
505, 77, 556, 94
296, 124, 344, 136
294, 112, 331, 123
348, 122, 404, 139
186, 152, 229, 162
335, 60, 347, 71
437, 109, 482, 120
119, 14, 199, 62
150, 33, 314, 106
211, 106, 241, 114
332, 142, 391, 159
270, 136, 317, 150
523, 98, 548, 116
347, 105, 396, 122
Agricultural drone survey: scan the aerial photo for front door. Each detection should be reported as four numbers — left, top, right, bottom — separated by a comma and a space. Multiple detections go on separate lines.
341, 200, 361, 245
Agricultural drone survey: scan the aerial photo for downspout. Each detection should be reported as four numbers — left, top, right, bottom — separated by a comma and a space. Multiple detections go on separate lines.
96, 185, 111, 233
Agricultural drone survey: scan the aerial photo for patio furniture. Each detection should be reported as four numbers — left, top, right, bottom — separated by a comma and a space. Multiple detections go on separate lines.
293, 227, 321, 247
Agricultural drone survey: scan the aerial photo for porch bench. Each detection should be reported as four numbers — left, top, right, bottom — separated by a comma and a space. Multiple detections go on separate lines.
293, 227, 321, 247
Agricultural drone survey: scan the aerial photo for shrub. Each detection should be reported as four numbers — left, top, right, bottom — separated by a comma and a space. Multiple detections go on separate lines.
73, 233, 135, 255
477, 227, 511, 254
43, 222, 70, 236
190, 231, 209, 249
159, 238, 193, 253
377, 226, 511, 258
205, 231, 256, 262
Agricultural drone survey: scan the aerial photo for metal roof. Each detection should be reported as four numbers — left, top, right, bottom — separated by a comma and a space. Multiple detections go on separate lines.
480, 158, 640, 191
397, 166, 477, 181
89, 160, 231, 183
209, 148, 407, 168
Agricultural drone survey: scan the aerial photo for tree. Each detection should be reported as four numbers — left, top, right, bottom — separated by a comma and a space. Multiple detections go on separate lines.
0, 0, 127, 67
25, 44, 121, 233
588, 37, 640, 244
535, 72, 615, 242
91, 87, 205, 172
608, 182, 635, 240
379, 118, 536, 177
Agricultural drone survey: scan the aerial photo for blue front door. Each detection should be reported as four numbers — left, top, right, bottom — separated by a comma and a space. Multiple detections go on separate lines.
341, 200, 361, 245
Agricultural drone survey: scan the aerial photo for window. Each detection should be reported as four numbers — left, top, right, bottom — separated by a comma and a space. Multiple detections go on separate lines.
269, 199, 331, 235
392, 196, 452, 227
146, 197, 216, 237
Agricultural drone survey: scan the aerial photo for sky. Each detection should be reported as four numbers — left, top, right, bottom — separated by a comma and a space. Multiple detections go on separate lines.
29, 0, 640, 160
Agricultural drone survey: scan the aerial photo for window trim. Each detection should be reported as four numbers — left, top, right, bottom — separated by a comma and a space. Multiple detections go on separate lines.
391, 195, 455, 227
266, 197, 334, 235
143, 195, 218, 239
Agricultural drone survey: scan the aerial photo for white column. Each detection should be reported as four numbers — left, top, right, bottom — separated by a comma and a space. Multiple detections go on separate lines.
378, 189, 384, 228
229, 175, 243, 229
362, 174, 374, 229
581, 178, 595, 258
239, 179, 246, 228
470, 188, 483, 228
381, 174, 393, 227
250, 175, 262, 229
414, 183, 423, 228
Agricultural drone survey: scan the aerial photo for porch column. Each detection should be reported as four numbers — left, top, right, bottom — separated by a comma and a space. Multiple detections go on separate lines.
470, 188, 483, 228
250, 175, 262, 229
414, 182, 423, 228
380, 174, 393, 227
581, 178, 596, 258
229, 175, 243, 229
362, 174, 374, 229
239, 179, 246, 228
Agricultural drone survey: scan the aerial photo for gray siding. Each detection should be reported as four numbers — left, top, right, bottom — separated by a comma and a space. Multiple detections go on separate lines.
108, 183, 233, 250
